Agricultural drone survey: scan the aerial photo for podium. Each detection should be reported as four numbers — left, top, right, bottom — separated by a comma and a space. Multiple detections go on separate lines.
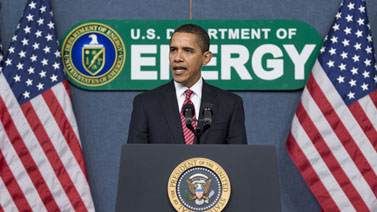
116, 144, 281, 211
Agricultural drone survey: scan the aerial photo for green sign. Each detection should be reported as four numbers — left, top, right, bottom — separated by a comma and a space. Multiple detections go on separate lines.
61, 20, 322, 90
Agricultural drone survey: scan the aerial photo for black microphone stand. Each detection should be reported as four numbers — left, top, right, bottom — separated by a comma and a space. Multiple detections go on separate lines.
186, 117, 211, 144
183, 103, 212, 144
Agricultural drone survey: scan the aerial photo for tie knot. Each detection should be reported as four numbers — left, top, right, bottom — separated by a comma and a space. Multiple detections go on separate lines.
185, 89, 193, 100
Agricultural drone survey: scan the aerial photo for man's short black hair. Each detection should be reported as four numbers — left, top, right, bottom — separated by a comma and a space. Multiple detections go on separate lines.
172, 24, 210, 53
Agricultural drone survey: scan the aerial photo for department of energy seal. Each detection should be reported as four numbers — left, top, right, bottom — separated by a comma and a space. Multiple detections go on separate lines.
168, 158, 231, 212
62, 23, 126, 87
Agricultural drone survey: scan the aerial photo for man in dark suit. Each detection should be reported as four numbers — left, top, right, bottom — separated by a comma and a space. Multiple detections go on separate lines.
127, 24, 247, 144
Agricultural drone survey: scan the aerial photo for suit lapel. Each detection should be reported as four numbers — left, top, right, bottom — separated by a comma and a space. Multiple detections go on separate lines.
198, 80, 218, 144
158, 81, 185, 144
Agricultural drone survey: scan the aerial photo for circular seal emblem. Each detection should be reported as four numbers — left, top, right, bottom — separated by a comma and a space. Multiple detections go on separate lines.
62, 22, 126, 87
168, 158, 231, 212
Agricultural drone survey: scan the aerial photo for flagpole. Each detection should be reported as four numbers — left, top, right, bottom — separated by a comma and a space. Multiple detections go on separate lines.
189, 0, 192, 20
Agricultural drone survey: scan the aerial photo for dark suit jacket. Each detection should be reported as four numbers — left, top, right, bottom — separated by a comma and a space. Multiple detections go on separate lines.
127, 80, 247, 144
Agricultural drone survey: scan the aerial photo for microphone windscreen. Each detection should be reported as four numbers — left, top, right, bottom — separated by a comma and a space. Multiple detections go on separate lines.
182, 103, 195, 117
202, 103, 213, 115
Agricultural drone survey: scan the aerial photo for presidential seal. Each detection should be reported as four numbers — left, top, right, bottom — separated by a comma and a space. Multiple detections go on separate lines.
62, 23, 126, 87
168, 158, 231, 212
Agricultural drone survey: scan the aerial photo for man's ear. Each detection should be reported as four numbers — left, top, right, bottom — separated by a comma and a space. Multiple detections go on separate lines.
202, 51, 212, 66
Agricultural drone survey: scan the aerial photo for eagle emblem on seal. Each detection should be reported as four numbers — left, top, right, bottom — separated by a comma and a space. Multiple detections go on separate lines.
186, 173, 215, 205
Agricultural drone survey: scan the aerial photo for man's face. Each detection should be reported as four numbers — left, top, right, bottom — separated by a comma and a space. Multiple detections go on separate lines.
169, 32, 212, 88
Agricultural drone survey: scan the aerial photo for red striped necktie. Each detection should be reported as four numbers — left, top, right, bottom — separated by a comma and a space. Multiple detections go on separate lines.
180, 89, 197, 144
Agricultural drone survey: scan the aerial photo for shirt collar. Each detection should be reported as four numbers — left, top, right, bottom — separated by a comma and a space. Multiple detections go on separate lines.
174, 78, 203, 98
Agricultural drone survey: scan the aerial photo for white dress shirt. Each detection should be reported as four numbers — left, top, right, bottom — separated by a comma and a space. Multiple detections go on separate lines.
174, 78, 202, 115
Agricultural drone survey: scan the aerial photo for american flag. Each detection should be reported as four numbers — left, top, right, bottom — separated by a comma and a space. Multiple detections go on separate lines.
0, 0, 95, 211
287, 0, 377, 211
0, 37, 3, 72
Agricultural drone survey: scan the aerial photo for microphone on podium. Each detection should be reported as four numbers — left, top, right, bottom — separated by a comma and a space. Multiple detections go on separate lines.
202, 103, 213, 127
182, 102, 213, 144
182, 103, 196, 133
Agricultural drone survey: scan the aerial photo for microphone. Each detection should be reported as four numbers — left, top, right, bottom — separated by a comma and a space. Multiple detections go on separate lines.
202, 103, 213, 126
182, 103, 195, 125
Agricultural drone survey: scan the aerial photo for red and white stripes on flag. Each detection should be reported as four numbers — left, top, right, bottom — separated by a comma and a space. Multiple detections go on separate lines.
0, 77, 95, 211
287, 61, 377, 211
0, 79, 95, 211
0, 0, 95, 211
287, 0, 377, 211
